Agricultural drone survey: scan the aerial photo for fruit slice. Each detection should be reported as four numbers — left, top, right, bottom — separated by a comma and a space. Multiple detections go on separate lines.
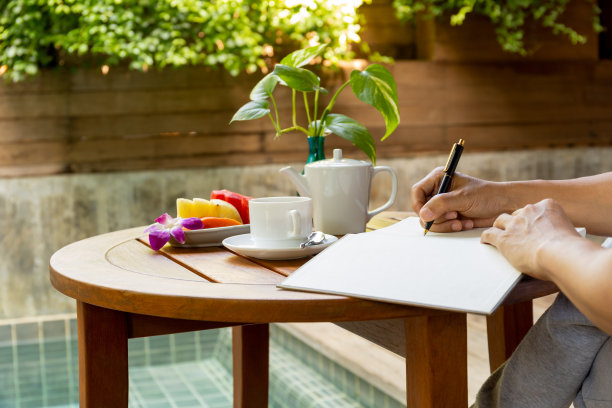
200, 217, 242, 229
193, 198, 213, 218
176, 198, 196, 218
210, 189, 252, 224
209, 199, 242, 222
224, 191, 250, 224
239, 196, 252, 224
210, 190, 228, 201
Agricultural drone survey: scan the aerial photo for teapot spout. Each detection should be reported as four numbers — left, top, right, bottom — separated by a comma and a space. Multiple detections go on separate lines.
279, 166, 311, 197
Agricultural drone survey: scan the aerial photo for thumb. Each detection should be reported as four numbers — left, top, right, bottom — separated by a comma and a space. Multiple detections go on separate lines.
419, 190, 469, 222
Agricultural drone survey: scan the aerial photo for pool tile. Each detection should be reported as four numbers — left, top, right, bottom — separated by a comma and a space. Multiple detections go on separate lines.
43, 320, 66, 340
16, 322, 39, 343
0, 324, 12, 347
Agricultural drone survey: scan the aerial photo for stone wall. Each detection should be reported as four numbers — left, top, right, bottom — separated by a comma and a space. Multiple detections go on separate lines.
1, 146, 611, 319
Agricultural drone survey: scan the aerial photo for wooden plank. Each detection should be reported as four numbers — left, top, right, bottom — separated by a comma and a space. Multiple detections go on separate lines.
0, 118, 68, 143
159, 246, 287, 284
0, 93, 68, 119
67, 87, 252, 117
445, 102, 609, 126
0, 70, 69, 95
0, 141, 68, 166
107, 239, 208, 281
68, 134, 261, 162
335, 319, 407, 356
127, 313, 239, 338
66, 151, 310, 173
244, 258, 305, 277
77, 301, 128, 408
501, 277, 558, 305
404, 313, 468, 408
486, 301, 534, 372
232, 324, 269, 408
68, 66, 240, 92
70, 111, 274, 138
441, 61, 593, 86
0, 163, 68, 177
446, 123, 612, 151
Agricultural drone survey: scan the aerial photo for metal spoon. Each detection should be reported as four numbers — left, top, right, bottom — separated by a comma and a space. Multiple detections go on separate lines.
300, 231, 326, 248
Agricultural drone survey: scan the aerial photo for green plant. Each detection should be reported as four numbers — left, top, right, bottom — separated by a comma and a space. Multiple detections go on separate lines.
392, 0, 603, 55
230, 45, 399, 164
0, 0, 367, 82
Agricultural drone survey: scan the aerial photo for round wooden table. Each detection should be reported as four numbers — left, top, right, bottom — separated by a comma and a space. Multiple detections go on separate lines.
49, 212, 557, 408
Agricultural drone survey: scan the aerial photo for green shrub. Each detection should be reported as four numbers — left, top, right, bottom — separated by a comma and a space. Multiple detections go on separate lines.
0, 0, 367, 82
393, 0, 603, 55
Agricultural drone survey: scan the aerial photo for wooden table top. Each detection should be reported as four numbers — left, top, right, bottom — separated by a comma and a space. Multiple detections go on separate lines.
50, 212, 557, 323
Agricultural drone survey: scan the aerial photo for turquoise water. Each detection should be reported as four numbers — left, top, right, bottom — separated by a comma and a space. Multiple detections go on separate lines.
0, 318, 402, 408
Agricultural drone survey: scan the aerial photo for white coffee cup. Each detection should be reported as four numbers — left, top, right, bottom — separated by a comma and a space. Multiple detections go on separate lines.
249, 197, 312, 248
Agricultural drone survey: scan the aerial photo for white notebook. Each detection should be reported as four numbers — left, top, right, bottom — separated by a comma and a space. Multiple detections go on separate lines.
278, 217, 523, 315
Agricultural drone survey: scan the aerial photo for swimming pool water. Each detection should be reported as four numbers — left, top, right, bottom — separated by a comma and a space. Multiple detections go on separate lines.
0, 317, 402, 408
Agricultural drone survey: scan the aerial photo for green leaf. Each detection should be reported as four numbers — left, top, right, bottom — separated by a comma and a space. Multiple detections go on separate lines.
250, 73, 279, 100
230, 100, 270, 123
280, 44, 327, 68
273, 64, 320, 92
349, 64, 399, 141
323, 114, 376, 164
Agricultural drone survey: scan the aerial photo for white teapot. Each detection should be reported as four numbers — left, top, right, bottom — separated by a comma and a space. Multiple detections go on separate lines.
280, 149, 398, 235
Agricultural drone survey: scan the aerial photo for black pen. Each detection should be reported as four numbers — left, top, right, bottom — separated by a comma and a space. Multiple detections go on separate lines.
423, 139, 465, 236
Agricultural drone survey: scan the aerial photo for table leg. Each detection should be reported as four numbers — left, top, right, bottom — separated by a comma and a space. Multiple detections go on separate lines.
404, 313, 467, 408
486, 300, 533, 372
232, 324, 269, 408
77, 301, 128, 408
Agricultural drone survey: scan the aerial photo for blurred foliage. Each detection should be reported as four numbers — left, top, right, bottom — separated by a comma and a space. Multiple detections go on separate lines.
0, 0, 367, 82
393, 0, 603, 54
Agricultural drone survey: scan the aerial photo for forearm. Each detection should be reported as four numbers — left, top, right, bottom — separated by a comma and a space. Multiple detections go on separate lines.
538, 236, 612, 335
500, 172, 612, 235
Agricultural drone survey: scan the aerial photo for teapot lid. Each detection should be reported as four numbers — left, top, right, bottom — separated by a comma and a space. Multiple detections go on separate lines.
307, 149, 370, 168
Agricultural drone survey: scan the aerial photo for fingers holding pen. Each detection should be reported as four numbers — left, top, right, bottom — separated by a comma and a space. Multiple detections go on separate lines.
411, 167, 445, 213
419, 216, 474, 233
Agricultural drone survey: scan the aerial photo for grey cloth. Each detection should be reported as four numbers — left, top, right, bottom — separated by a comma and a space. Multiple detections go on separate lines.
473, 293, 612, 408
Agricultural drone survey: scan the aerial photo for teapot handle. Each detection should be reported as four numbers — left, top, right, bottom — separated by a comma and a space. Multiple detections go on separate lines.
367, 166, 398, 221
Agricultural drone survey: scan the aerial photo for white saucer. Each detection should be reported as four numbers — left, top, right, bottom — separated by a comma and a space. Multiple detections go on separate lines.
222, 233, 338, 260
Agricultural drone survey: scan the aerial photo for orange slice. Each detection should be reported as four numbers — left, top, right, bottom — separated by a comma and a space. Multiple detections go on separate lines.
201, 217, 242, 229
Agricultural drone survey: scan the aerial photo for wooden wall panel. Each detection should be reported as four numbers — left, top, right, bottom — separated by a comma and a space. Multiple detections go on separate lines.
1, 59, 612, 176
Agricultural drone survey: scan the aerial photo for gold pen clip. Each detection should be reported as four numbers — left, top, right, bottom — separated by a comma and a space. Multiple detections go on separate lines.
443, 139, 464, 172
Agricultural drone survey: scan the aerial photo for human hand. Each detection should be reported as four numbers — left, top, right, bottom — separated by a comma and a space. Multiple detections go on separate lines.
411, 168, 510, 232
480, 199, 580, 279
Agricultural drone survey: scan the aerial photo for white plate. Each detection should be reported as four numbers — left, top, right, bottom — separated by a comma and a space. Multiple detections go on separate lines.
169, 224, 250, 248
222, 233, 338, 260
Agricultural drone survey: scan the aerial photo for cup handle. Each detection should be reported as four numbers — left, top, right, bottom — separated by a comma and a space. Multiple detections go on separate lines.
289, 209, 301, 238
367, 166, 398, 221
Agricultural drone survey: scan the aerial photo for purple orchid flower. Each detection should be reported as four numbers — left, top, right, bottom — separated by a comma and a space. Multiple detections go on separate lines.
145, 213, 203, 251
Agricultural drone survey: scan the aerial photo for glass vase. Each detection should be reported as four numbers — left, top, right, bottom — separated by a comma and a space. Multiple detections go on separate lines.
306, 136, 325, 164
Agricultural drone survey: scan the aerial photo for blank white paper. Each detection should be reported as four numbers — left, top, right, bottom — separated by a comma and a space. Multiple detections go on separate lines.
278, 217, 522, 315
